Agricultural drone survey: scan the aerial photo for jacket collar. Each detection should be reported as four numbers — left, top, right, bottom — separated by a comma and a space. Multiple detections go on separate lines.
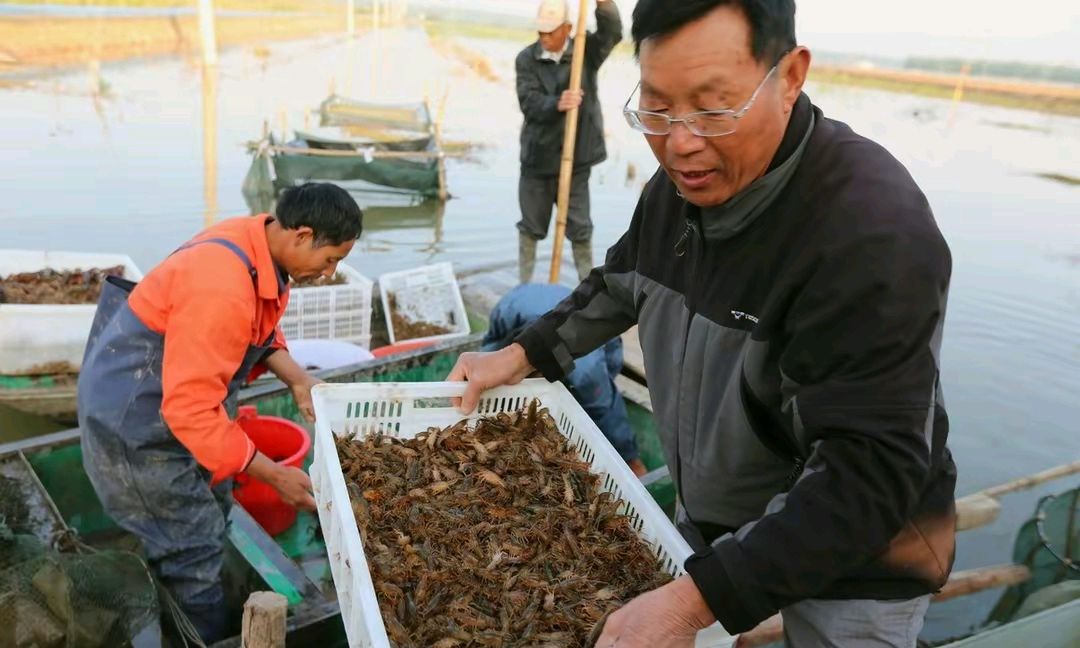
695, 93, 815, 241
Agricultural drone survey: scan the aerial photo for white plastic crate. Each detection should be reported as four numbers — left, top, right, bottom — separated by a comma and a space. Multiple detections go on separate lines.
280, 263, 374, 348
377, 262, 469, 345
309, 379, 735, 648
0, 250, 143, 375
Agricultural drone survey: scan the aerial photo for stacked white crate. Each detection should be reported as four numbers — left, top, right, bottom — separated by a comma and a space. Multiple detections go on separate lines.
377, 262, 469, 345
0, 250, 143, 374
308, 379, 736, 648
280, 264, 374, 349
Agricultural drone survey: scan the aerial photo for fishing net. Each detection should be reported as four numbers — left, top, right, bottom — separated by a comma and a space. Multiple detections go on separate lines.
241, 135, 441, 215
0, 519, 160, 648
988, 487, 1080, 624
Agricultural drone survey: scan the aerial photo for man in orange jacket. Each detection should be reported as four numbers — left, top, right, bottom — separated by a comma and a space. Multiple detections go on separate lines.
77, 182, 363, 642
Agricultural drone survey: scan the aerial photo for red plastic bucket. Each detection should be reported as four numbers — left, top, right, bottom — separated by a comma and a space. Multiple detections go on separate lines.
370, 339, 436, 358
233, 406, 311, 536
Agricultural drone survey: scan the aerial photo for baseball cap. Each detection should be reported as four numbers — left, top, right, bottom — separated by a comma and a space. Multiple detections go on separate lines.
536, 0, 570, 33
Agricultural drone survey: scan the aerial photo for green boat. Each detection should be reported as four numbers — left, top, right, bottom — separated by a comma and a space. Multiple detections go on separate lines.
2, 335, 1077, 647
2, 261, 1077, 646
242, 95, 449, 215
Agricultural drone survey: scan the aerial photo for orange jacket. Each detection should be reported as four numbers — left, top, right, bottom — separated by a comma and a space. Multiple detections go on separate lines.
128, 215, 289, 483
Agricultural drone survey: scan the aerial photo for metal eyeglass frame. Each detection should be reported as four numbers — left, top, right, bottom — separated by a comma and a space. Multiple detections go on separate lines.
622, 63, 780, 137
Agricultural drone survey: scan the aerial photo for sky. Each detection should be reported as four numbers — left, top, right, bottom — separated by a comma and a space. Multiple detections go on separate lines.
418, 0, 1080, 66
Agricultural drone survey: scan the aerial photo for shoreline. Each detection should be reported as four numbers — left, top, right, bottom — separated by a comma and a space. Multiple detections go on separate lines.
3, 13, 1079, 119
0, 13, 361, 75
810, 64, 1080, 118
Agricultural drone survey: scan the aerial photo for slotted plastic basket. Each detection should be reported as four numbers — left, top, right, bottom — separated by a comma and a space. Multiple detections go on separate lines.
309, 379, 735, 648
280, 263, 374, 348
377, 262, 469, 345
0, 249, 143, 374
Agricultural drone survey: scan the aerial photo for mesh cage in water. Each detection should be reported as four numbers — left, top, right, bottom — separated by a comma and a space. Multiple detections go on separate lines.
988, 487, 1080, 624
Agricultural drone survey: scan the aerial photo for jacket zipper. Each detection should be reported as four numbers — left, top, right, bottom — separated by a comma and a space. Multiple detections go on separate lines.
673, 207, 702, 513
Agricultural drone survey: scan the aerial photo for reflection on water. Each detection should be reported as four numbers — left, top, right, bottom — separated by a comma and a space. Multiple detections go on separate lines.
202, 63, 219, 226
1, 25, 1078, 641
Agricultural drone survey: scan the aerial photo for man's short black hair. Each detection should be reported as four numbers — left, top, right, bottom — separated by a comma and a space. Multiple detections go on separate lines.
631, 0, 796, 64
274, 182, 363, 246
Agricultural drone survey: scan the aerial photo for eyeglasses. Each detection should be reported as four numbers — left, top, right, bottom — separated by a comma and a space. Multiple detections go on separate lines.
622, 64, 779, 137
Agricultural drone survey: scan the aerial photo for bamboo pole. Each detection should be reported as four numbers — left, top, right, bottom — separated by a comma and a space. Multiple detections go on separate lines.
346, 0, 355, 38
956, 459, 1080, 531
547, 0, 590, 284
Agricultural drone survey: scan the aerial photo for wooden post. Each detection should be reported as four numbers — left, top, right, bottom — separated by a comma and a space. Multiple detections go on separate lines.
547, 0, 590, 283
241, 591, 287, 648
197, 0, 218, 67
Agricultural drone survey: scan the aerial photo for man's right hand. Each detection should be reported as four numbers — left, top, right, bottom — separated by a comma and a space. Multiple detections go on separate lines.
558, 89, 584, 112
447, 343, 534, 414
246, 452, 317, 512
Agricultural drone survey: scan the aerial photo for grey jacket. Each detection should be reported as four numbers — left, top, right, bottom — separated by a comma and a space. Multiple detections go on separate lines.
516, 96, 957, 633
515, 1, 622, 176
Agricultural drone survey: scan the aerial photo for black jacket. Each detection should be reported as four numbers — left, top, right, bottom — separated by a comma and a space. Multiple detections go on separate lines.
515, 1, 622, 176
517, 95, 957, 633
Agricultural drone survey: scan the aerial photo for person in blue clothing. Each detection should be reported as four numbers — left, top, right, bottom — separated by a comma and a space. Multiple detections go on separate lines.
483, 283, 648, 477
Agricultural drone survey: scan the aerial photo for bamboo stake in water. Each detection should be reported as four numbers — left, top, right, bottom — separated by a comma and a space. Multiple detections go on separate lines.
197, 0, 217, 67
548, 0, 590, 284
201, 65, 218, 226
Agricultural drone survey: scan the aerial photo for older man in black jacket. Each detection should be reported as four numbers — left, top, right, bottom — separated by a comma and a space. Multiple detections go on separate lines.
515, 0, 622, 283
457, 1, 957, 646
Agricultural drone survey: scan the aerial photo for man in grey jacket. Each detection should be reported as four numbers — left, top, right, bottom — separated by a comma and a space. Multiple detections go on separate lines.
515, 0, 622, 283
454, 1, 956, 646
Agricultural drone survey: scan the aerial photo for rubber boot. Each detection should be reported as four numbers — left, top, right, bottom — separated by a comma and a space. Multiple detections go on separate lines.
519, 233, 538, 284
571, 240, 594, 281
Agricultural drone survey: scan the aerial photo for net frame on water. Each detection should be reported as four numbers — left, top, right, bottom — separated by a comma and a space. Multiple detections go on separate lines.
309, 379, 735, 647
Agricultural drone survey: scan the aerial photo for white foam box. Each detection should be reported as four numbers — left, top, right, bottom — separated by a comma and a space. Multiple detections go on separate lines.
0, 250, 143, 375
280, 263, 374, 349
309, 379, 736, 648
377, 262, 469, 346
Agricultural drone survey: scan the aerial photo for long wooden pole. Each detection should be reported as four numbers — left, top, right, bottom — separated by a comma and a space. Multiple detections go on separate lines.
956, 459, 1080, 531
548, 0, 590, 284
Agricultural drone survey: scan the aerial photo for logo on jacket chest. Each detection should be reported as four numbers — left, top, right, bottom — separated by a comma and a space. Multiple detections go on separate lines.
730, 310, 759, 324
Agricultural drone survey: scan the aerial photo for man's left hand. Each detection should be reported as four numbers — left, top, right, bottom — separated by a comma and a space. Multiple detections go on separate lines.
593, 576, 715, 647
290, 375, 322, 423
